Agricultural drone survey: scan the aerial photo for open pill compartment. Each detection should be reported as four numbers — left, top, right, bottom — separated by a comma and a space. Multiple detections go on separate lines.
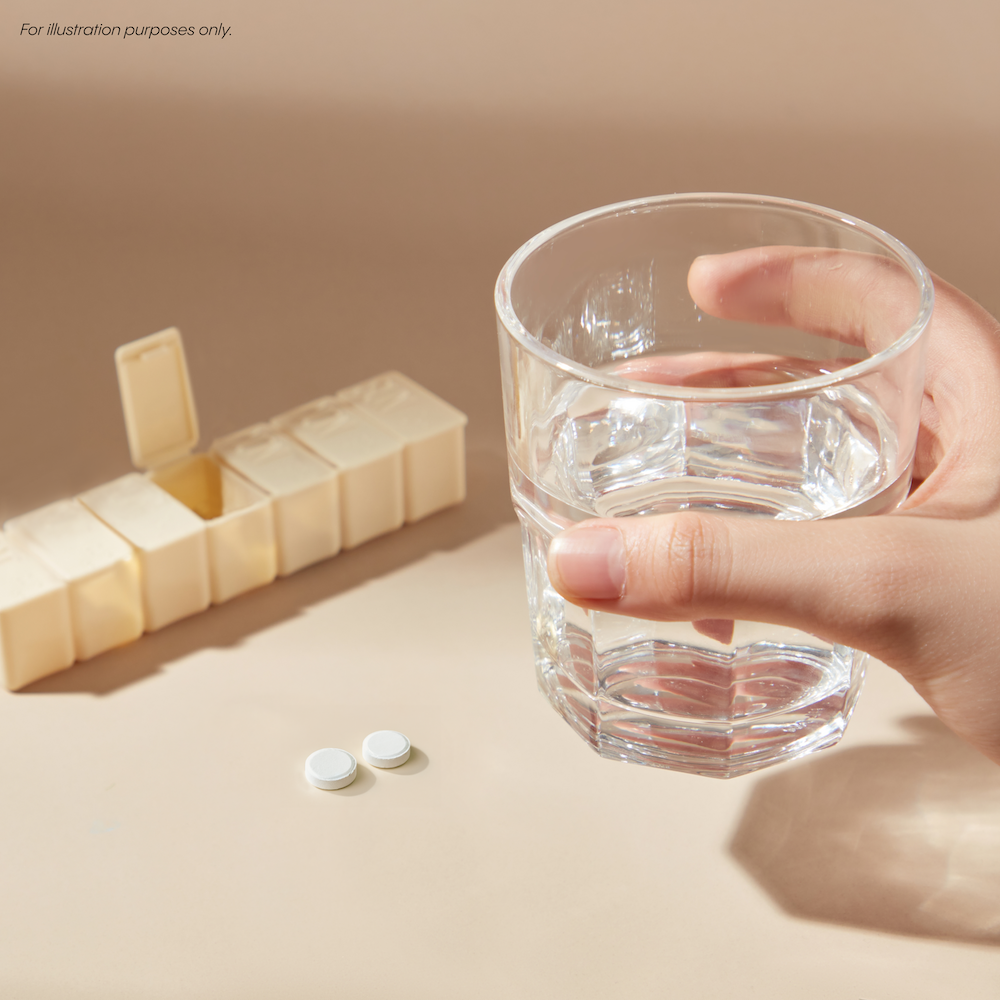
211, 424, 341, 575
276, 397, 405, 550
115, 328, 277, 604
5, 500, 144, 664
0, 530, 75, 690
0, 323, 468, 688
79, 473, 211, 631
337, 372, 467, 522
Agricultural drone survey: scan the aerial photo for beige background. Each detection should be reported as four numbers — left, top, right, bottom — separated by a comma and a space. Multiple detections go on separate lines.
1, 2, 999, 996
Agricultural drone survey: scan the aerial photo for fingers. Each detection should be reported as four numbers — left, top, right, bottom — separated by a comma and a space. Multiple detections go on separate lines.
548, 511, 1000, 762
547, 512, 963, 672
681, 252, 1000, 514
900, 278, 1000, 515
687, 247, 921, 354
612, 352, 854, 388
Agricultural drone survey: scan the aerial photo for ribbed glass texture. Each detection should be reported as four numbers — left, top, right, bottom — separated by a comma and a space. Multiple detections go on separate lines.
496, 194, 933, 777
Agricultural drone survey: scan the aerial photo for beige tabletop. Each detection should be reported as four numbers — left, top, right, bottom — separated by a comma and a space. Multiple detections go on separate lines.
2, 1, 1000, 994
1, 510, 999, 997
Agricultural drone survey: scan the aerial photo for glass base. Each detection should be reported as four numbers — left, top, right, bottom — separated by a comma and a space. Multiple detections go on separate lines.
537, 641, 867, 779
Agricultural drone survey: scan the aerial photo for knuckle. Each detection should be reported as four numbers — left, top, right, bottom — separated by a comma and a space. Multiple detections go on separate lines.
645, 513, 731, 610
852, 533, 918, 635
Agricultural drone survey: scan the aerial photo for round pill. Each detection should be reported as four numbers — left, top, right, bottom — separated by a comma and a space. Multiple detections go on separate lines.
305, 748, 357, 789
362, 730, 411, 768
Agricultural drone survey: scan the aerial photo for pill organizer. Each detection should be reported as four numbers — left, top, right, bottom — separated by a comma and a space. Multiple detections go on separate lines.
338, 372, 467, 522
0, 530, 75, 690
5, 499, 144, 663
1, 327, 467, 690
79, 473, 211, 631
211, 425, 340, 575
115, 329, 277, 604
275, 397, 405, 549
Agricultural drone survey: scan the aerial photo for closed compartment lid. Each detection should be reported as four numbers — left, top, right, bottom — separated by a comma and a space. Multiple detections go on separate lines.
212, 425, 337, 496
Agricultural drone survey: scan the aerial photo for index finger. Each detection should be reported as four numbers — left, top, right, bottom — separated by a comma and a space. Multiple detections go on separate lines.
687, 247, 923, 355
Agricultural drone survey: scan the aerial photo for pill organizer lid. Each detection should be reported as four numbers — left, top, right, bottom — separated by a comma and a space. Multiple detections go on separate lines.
115, 327, 200, 470
0, 531, 65, 610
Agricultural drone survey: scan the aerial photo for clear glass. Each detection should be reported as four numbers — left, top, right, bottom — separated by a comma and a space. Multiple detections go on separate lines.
495, 193, 933, 778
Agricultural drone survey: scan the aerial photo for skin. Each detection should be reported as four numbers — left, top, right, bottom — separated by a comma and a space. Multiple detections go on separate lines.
547, 248, 1000, 764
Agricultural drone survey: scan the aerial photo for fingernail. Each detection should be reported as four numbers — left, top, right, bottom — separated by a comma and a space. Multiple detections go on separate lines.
548, 527, 626, 600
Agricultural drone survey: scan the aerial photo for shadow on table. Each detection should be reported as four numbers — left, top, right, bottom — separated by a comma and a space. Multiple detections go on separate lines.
730, 716, 1000, 946
19, 447, 514, 697
391, 747, 429, 776
330, 763, 377, 797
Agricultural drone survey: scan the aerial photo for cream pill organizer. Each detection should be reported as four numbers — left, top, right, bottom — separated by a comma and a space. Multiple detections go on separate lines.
0, 328, 468, 690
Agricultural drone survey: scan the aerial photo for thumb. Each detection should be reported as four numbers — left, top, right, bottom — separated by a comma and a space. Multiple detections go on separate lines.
546, 511, 939, 671
545, 508, 1000, 765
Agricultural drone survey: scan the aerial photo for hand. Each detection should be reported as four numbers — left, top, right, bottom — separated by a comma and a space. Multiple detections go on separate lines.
547, 249, 1000, 763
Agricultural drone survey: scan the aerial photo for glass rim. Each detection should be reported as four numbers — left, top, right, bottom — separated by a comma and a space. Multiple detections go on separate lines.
494, 192, 935, 401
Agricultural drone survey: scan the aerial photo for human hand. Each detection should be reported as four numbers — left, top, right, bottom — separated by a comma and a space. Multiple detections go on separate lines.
547, 249, 1000, 763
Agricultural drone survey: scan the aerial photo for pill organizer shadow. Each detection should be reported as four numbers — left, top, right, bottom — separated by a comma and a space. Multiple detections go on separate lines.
0, 328, 467, 691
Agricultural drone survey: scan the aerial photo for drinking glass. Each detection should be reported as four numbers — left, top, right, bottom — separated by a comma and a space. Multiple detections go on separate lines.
495, 193, 933, 778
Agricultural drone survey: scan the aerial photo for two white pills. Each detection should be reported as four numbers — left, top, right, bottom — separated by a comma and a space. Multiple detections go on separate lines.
304, 730, 411, 790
